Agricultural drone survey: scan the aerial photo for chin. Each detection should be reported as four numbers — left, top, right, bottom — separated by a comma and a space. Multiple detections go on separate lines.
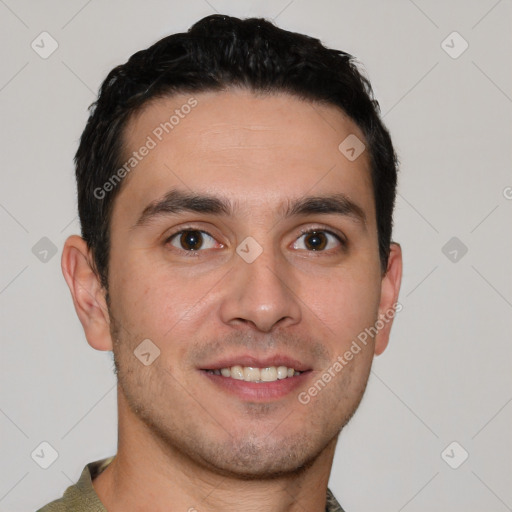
177, 426, 340, 480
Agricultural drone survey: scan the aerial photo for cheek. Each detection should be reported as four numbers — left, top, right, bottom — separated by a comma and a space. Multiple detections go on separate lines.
110, 254, 216, 342
298, 265, 382, 346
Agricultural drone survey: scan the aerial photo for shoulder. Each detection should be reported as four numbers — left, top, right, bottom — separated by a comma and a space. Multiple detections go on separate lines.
326, 487, 346, 512
36, 497, 67, 512
35, 456, 115, 512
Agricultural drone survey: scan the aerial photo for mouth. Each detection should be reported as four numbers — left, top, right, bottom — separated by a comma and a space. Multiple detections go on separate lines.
204, 365, 302, 383
199, 356, 312, 401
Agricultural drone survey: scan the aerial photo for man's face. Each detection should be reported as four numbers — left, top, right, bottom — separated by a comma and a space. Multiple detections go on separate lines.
106, 89, 390, 478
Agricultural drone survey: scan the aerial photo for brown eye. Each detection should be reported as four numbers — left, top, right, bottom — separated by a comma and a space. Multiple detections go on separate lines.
303, 231, 328, 251
168, 230, 217, 251
292, 230, 343, 252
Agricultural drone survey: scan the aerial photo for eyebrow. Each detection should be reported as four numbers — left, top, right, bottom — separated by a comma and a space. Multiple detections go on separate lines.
132, 188, 367, 229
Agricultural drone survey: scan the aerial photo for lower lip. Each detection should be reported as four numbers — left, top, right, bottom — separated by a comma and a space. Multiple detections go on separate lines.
201, 370, 312, 402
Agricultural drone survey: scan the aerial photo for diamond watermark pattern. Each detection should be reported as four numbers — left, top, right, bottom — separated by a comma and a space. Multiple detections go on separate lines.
338, 134, 366, 161
31, 441, 59, 469
32, 236, 58, 263
236, 236, 263, 263
31, 31, 59, 59
441, 441, 469, 469
134, 338, 161, 366
441, 31, 469, 59
442, 237, 468, 263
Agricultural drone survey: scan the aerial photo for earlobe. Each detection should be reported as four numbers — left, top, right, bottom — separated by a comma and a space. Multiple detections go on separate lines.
374, 243, 403, 356
61, 235, 113, 352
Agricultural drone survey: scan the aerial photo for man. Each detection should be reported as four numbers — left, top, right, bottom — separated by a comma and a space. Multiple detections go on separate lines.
38, 13, 402, 512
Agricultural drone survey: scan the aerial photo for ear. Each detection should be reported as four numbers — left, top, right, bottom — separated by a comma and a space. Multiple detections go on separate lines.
374, 243, 403, 356
61, 235, 113, 351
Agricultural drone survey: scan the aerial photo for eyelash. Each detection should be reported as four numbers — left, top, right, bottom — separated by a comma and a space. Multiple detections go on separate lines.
164, 225, 347, 257
296, 228, 347, 253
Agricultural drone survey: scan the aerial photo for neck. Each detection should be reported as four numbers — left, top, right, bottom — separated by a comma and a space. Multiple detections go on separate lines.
93, 385, 337, 512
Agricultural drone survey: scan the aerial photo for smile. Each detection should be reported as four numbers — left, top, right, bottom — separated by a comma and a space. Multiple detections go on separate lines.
205, 365, 302, 383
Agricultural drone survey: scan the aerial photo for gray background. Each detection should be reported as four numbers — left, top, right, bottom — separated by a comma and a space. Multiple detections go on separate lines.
1, 1, 511, 511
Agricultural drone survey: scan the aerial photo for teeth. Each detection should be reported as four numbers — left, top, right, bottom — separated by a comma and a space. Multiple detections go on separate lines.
277, 366, 288, 379
243, 367, 260, 382
260, 367, 277, 382
231, 365, 244, 380
208, 365, 301, 383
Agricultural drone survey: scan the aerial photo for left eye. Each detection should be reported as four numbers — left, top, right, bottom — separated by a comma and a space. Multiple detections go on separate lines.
168, 230, 219, 251
292, 230, 342, 251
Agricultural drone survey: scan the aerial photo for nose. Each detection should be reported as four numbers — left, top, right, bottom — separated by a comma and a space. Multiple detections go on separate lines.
219, 242, 302, 333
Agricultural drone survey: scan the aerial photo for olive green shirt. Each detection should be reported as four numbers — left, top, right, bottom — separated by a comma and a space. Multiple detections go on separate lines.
36, 456, 346, 512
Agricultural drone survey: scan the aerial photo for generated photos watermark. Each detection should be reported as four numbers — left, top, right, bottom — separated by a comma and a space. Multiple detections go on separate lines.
93, 97, 198, 200
298, 301, 403, 405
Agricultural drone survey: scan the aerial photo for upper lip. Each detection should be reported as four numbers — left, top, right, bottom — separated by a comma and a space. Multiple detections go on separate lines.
200, 354, 311, 372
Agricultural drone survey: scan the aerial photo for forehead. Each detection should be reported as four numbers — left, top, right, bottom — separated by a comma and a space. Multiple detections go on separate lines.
114, 89, 374, 224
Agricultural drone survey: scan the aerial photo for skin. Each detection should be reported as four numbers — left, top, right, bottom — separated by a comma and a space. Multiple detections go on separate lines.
62, 89, 402, 512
